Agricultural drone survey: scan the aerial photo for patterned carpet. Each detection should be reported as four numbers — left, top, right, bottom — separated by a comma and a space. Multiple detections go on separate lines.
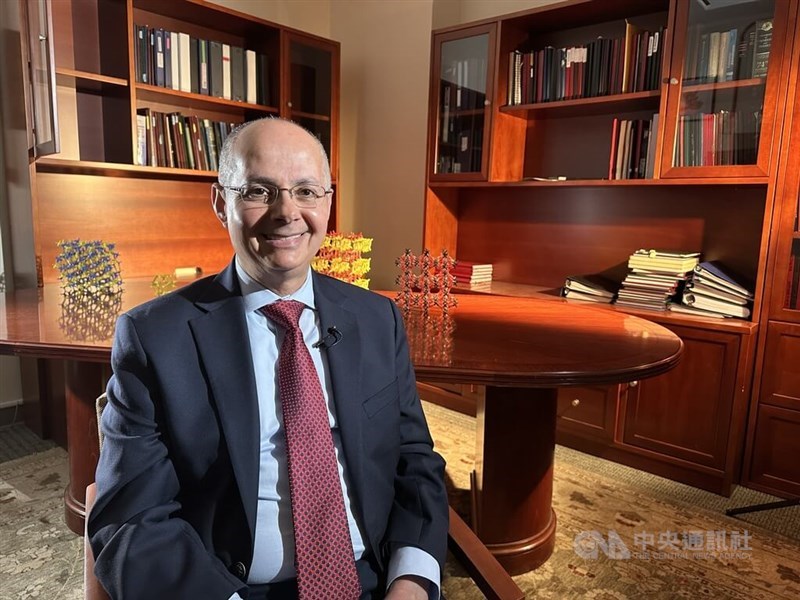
425, 402, 800, 600
2, 403, 800, 599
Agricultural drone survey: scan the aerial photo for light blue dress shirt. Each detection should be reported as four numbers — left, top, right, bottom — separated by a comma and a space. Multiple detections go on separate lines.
229, 261, 439, 599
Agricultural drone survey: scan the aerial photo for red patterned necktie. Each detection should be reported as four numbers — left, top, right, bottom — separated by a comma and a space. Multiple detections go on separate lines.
260, 300, 361, 600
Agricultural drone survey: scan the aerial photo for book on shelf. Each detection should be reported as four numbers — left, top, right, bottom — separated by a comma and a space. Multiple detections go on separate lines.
222, 44, 232, 100
189, 36, 199, 93
681, 292, 751, 318
609, 115, 659, 180
209, 41, 223, 98
692, 261, 753, 298
628, 249, 701, 273
246, 49, 259, 105
164, 30, 173, 89
670, 261, 754, 319
452, 261, 493, 284
155, 29, 166, 88
563, 273, 618, 299
683, 281, 748, 305
736, 19, 774, 80
135, 114, 147, 166
178, 33, 191, 92
562, 287, 613, 304
169, 32, 180, 91
666, 302, 724, 319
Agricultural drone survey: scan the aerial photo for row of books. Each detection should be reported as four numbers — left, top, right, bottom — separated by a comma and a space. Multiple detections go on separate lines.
673, 110, 761, 168
684, 19, 773, 84
135, 108, 237, 171
133, 25, 270, 105
506, 25, 663, 105
441, 57, 488, 112
608, 114, 659, 180
437, 120, 484, 175
562, 250, 753, 319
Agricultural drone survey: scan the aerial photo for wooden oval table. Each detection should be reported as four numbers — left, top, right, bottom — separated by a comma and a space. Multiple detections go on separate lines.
391, 294, 683, 574
1, 284, 682, 575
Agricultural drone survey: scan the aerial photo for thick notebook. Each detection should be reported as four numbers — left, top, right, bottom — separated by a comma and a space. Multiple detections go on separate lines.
692, 261, 753, 298
564, 274, 619, 298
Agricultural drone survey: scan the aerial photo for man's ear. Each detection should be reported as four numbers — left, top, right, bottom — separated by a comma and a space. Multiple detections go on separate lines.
211, 184, 228, 228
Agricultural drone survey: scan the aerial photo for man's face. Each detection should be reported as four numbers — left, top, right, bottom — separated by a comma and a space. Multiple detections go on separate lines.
213, 121, 331, 293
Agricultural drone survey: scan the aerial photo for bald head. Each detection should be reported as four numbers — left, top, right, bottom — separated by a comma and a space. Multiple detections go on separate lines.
217, 118, 331, 188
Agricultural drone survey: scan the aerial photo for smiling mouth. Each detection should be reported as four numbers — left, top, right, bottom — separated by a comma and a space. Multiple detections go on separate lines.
259, 232, 308, 246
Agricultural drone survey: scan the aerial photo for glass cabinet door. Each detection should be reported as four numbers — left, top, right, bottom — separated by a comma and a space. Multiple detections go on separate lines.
661, 0, 790, 178
430, 24, 495, 180
22, 0, 59, 158
283, 33, 338, 177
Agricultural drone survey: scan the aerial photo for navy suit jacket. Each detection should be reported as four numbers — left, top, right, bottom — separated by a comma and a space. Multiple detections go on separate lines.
88, 262, 448, 599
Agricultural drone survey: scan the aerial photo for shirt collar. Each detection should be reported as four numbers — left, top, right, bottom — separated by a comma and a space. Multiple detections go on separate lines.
234, 258, 316, 313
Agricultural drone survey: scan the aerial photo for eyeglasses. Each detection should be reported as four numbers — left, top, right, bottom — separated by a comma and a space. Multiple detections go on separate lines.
218, 183, 333, 208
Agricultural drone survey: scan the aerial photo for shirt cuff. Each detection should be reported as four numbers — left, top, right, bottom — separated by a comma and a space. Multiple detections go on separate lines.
386, 546, 441, 600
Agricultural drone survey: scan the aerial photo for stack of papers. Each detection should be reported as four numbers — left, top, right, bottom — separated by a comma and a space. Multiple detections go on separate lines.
616, 249, 700, 311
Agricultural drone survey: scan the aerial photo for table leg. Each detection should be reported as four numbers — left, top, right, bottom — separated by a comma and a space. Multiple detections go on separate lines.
63, 361, 106, 535
473, 386, 558, 575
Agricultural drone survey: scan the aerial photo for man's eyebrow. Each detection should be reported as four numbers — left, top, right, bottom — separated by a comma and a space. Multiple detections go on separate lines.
247, 176, 322, 185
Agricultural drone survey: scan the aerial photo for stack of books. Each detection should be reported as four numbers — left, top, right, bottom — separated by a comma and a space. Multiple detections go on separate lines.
616, 249, 701, 311
669, 261, 753, 319
561, 274, 619, 304
452, 261, 493, 289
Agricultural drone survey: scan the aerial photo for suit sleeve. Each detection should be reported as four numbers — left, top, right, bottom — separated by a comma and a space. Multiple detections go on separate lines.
382, 300, 449, 571
87, 314, 245, 599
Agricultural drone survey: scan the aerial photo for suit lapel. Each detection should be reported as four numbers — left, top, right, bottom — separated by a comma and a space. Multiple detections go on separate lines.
312, 273, 367, 512
189, 263, 260, 540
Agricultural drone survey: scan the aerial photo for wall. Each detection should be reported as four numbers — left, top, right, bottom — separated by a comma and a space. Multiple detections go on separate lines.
457, 0, 560, 24
206, 0, 331, 37
331, 0, 436, 288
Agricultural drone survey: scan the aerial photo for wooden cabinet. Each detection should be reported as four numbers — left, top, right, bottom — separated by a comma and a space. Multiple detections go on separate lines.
622, 325, 740, 470
23, 0, 340, 282
743, 13, 800, 498
557, 385, 619, 443
659, 0, 793, 178
745, 323, 800, 496
554, 324, 753, 495
745, 404, 800, 498
424, 0, 796, 495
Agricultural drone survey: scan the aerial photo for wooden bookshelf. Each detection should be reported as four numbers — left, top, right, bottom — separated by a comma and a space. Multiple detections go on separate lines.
423, 0, 798, 496
25, 0, 340, 283
743, 10, 800, 499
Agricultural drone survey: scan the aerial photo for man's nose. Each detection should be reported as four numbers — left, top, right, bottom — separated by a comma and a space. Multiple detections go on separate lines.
267, 189, 300, 219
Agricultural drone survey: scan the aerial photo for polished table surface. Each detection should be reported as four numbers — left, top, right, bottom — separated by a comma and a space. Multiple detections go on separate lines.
1, 282, 682, 572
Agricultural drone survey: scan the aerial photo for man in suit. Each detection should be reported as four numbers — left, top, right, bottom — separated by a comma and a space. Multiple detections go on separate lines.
88, 118, 448, 599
